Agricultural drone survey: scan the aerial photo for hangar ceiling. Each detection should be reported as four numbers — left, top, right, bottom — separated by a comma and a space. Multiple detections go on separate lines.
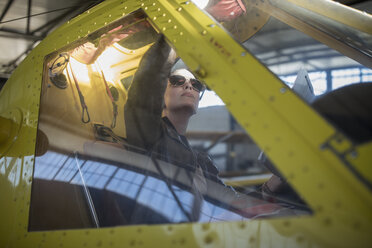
0, 0, 103, 86
0, 0, 371, 89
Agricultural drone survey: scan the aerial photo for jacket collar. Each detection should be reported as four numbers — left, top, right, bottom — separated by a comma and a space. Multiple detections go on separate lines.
162, 117, 190, 148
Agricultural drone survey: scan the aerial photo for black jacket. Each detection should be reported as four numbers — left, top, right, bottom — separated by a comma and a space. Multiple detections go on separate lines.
123, 36, 224, 188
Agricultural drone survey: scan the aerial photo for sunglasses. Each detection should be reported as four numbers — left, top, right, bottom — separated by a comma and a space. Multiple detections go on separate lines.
168, 75, 206, 92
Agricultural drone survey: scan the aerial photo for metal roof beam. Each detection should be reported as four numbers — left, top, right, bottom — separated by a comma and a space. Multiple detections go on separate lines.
26, 0, 32, 34
0, 28, 42, 40
0, 0, 15, 22
30, 1, 102, 35
30, 8, 73, 35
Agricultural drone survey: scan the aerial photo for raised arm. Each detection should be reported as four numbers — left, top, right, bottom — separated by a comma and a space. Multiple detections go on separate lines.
124, 35, 174, 150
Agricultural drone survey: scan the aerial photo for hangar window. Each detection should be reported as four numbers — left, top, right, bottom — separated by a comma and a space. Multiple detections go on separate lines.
29, 10, 311, 231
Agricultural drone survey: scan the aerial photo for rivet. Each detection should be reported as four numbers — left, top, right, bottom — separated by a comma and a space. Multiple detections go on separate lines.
179, 32, 183, 35
208, 24, 215, 27
162, 13, 166, 17
323, 217, 332, 226
152, 3, 156, 5
201, 223, 210, 231
162, 27, 166, 31
249, 236, 255, 243
353, 221, 361, 230
177, 7, 182, 11
202, 30, 207, 35
336, 136, 343, 143
283, 221, 291, 227
350, 150, 358, 159
168, 19, 172, 23
280, 87, 287, 93
157, 8, 161, 11
319, 144, 327, 150
296, 236, 304, 243
141, 3, 145, 6
173, 25, 177, 29
145, 6, 148, 10
318, 183, 324, 189
153, 16, 157, 20
334, 201, 341, 208
109, 14, 112, 17
204, 235, 213, 244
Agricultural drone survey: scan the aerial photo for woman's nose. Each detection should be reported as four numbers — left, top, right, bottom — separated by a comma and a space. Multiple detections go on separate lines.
183, 80, 193, 90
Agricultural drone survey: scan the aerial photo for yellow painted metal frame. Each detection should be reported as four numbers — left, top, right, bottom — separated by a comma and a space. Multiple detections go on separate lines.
0, 0, 371, 247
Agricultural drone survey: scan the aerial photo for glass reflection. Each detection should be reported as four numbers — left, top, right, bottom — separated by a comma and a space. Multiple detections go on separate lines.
31, 147, 308, 230
30, 10, 311, 231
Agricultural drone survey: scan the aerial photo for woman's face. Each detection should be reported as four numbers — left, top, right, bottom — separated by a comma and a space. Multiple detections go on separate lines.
164, 69, 200, 114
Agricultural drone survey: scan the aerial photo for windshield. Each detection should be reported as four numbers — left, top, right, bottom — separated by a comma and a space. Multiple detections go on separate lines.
29, 10, 311, 231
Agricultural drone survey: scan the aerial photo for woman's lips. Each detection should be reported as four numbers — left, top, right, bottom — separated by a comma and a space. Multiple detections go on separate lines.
181, 92, 195, 98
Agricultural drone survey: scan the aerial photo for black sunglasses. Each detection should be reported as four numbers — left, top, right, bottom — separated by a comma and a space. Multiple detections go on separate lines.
168, 75, 206, 92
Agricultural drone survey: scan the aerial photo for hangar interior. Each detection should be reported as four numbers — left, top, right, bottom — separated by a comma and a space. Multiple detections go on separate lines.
1, 0, 371, 204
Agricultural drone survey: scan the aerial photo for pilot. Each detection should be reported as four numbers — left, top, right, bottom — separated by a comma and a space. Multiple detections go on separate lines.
122, 35, 241, 223
124, 35, 226, 195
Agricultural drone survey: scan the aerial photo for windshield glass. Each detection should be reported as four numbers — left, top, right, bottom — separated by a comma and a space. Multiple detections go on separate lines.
29, 10, 311, 231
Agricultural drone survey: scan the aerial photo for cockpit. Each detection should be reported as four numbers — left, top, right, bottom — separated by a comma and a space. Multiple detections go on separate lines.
27, 1, 371, 232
